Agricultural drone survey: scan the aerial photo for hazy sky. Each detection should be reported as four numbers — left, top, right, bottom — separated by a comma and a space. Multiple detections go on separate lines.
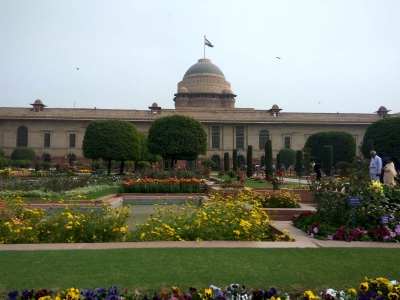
1, 1, 399, 114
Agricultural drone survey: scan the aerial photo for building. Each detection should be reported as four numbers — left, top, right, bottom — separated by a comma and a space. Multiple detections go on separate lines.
0, 58, 393, 168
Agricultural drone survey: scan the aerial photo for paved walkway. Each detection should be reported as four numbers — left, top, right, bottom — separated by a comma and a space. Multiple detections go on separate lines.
1, 221, 398, 251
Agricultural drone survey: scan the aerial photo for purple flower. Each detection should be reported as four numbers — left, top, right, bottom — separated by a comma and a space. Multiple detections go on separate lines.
8, 290, 19, 300
313, 227, 319, 233
270, 288, 277, 295
309, 233, 314, 238
152, 293, 161, 300
183, 293, 192, 300
327, 235, 333, 240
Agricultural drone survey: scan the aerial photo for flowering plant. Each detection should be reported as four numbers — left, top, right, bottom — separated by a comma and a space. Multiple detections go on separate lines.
219, 181, 244, 189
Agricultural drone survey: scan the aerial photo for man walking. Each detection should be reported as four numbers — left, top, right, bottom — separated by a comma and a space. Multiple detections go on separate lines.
369, 151, 382, 182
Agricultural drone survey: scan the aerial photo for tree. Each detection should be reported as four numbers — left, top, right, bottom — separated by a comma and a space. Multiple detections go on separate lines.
276, 153, 282, 172
0, 149, 4, 157
322, 145, 333, 176
295, 150, 303, 176
304, 131, 356, 165
278, 149, 296, 167
361, 117, 400, 158
360, 139, 374, 159
233, 149, 238, 171
264, 140, 273, 178
11, 147, 36, 162
147, 115, 207, 168
82, 120, 141, 175
136, 132, 160, 170
247, 145, 253, 178
224, 152, 229, 173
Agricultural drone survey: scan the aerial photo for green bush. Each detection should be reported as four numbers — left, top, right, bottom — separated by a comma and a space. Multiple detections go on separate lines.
278, 149, 296, 166
304, 131, 356, 165
276, 153, 282, 171
295, 150, 303, 176
224, 152, 229, 173
247, 145, 253, 178
233, 149, 238, 171
322, 145, 333, 176
264, 140, 273, 177
0, 149, 4, 157
361, 117, 400, 158
11, 147, 36, 162
336, 161, 353, 170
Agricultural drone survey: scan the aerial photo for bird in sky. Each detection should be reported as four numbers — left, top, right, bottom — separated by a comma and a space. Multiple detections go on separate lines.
76, 68, 79, 70
276, 57, 281, 59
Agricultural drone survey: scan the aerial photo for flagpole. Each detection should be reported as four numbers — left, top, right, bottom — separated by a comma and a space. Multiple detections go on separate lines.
204, 35, 205, 58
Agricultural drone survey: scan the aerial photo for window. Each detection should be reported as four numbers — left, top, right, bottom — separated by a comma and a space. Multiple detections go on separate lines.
44, 133, 50, 148
259, 130, 270, 150
236, 126, 244, 149
17, 126, 28, 147
69, 134, 76, 148
284, 136, 291, 149
211, 126, 220, 149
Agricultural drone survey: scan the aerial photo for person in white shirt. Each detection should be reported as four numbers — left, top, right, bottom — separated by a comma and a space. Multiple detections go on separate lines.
369, 150, 382, 182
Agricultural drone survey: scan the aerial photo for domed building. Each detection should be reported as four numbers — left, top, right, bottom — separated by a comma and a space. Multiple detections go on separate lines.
0, 57, 395, 169
174, 58, 236, 108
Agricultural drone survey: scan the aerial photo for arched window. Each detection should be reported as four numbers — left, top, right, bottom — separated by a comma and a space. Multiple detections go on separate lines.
238, 155, 245, 168
17, 126, 28, 147
210, 155, 220, 171
259, 130, 270, 150
43, 154, 51, 163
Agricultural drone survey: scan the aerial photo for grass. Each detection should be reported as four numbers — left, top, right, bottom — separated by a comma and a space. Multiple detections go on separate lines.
0, 248, 398, 297
23, 187, 120, 201
214, 174, 306, 188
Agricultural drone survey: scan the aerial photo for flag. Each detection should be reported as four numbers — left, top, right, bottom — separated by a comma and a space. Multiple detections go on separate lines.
204, 37, 214, 48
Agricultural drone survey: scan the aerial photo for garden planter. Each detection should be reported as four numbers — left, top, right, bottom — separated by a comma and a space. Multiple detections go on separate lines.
263, 204, 316, 221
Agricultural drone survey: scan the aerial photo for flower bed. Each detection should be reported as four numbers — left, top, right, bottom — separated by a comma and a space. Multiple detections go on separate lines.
120, 178, 202, 193
5, 277, 400, 300
254, 190, 301, 208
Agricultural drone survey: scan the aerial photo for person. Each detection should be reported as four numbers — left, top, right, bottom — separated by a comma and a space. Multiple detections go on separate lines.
237, 164, 246, 185
369, 150, 382, 182
383, 157, 397, 185
314, 161, 322, 180
379, 152, 388, 183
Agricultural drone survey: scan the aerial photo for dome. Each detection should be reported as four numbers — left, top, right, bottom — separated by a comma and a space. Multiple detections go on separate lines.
377, 106, 388, 112
183, 58, 225, 79
272, 104, 280, 109
222, 88, 233, 94
178, 87, 189, 93
34, 99, 43, 104
151, 102, 158, 107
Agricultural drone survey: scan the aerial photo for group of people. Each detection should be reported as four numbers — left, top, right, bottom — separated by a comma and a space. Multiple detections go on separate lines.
369, 150, 400, 185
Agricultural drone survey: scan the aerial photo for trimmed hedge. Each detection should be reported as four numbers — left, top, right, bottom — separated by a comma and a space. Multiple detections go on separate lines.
361, 117, 400, 158
11, 147, 36, 162
247, 145, 253, 178
322, 145, 333, 176
264, 140, 273, 177
278, 149, 296, 166
304, 131, 356, 165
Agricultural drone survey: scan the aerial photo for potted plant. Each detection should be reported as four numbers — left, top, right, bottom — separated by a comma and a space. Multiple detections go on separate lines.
335, 161, 353, 178
201, 159, 216, 178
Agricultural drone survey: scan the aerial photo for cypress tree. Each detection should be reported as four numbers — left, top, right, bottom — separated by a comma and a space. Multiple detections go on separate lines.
265, 140, 273, 178
276, 153, 282, 173
323, 145, 333, 176
247, 145, 253, 178
233, 149, 238, 171
295, 150, 303, 176
224, 152, 229, 173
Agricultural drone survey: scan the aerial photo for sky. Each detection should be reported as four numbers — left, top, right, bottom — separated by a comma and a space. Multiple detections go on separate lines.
1, 1, 399, 114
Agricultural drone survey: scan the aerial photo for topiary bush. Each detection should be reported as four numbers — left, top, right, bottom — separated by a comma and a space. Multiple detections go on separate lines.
264, 140, 273, 178
247, 145, 253, 178
295, 150, 303, 176
233, 149, 238, 171
11, 147, 36, 162
278, 149, 296, 167
224, 152, 229, 173
322, 145, 333, 176
276, 153, 282, 172
0, 149, 4, 157
304, 131, 356, 165
361, 117, 400, 158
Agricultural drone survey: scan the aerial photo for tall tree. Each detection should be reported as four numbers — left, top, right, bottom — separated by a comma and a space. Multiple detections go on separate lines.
247, 145, 253, 178
147, 115, 207, 169
276, 153, 282, 172
322, 145, 333, 176
278, 149, 296, 167
233, 149, 238, 171
224, 152, 229, 173
295, 150, 303, 176
264, 140, 273, 178
82, 120, 141, 175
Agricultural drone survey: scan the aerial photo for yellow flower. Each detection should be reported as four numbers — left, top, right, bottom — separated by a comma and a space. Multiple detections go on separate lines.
388, 292, 399, 300
204, 289, 212, 298
359, 282, 369, 291
348, 288, 357, 296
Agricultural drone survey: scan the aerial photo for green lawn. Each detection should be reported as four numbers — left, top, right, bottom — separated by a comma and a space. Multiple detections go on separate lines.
214, 174, 305, 188
23, 187, 120, 201
0, 248, 398, 297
